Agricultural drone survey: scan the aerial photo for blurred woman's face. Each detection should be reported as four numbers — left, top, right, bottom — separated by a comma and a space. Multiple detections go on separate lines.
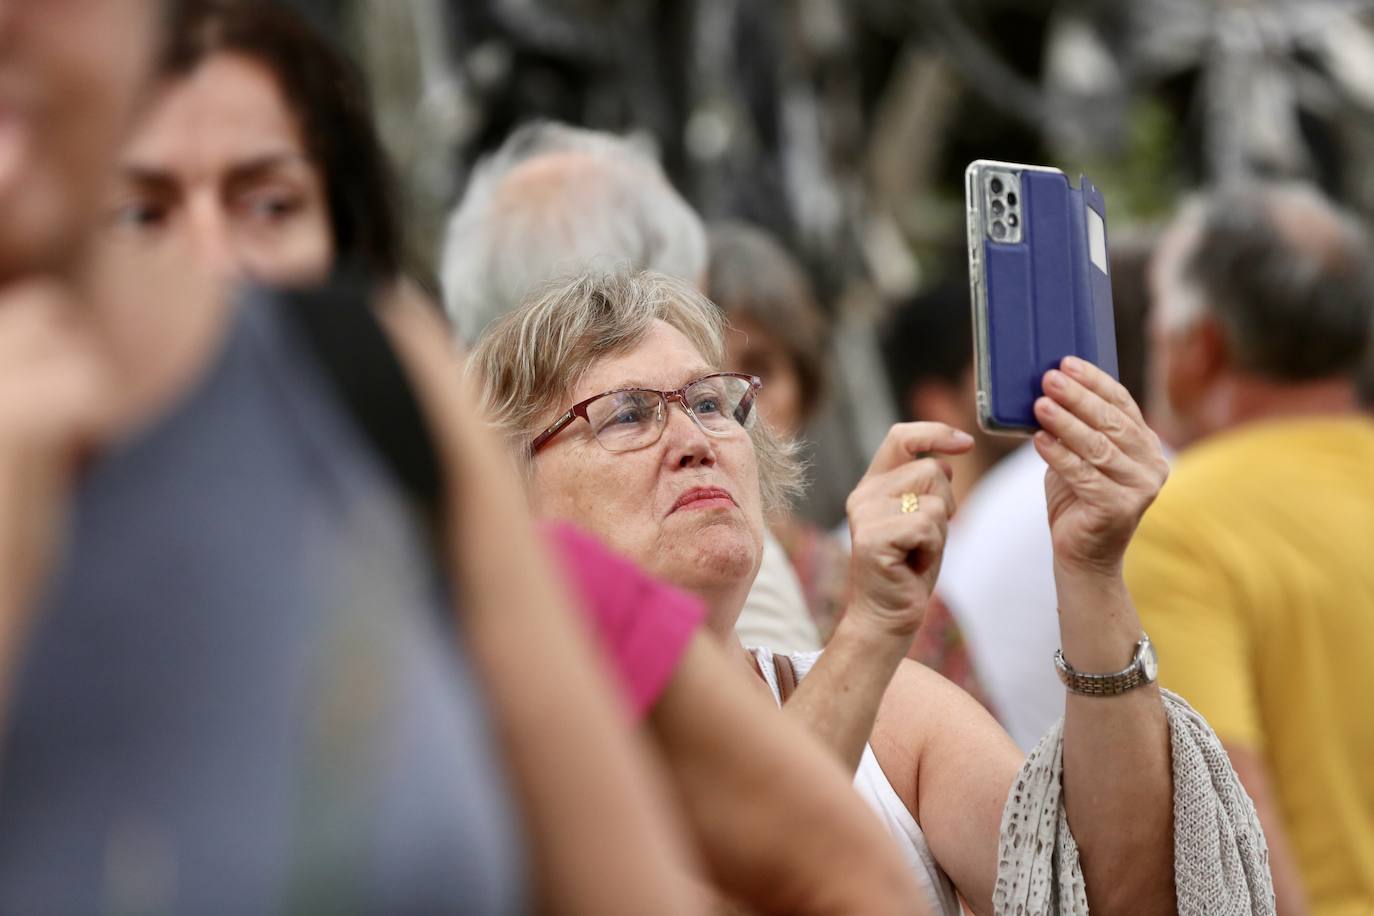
529, 320, 767, 622
76, 50, 335, 432
725, 316, 805, 438
99, 51, 334, 288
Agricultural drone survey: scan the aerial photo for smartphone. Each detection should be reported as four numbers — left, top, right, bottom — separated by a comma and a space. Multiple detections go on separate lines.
964, 160, 1119, 434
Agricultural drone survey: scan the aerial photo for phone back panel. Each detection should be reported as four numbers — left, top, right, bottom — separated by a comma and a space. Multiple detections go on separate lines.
973, 165, 1118, 431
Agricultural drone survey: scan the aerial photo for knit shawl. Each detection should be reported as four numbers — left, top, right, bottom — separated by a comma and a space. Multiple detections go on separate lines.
994, 689, 1276, 915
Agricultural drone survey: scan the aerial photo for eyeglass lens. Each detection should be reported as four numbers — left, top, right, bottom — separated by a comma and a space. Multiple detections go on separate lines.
585, 375, 754, 452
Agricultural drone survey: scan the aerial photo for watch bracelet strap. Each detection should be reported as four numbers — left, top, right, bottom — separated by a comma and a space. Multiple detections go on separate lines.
1053, 648, 1146, 696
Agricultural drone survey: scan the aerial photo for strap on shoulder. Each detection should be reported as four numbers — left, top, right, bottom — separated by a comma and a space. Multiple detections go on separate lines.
772, 653, 799, 704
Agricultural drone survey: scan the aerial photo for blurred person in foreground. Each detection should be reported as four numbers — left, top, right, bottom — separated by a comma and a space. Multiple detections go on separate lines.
67, 4, 924, 911
1127, 184, 1374, 916
0, 0, 162, 721
706, 221, 849, 641
442, 121, 820, 652
471, 266, 1277, 916
0, 2, 738, 912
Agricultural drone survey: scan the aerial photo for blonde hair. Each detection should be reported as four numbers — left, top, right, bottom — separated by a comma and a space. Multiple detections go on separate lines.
467, 267, 803, 515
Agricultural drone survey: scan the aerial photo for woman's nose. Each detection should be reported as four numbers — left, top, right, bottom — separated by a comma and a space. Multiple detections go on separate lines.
185, 195, 244, 283
662, 399, 716, 468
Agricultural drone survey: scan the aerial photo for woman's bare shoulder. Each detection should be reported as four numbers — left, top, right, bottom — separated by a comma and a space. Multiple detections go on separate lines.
870, 660, 1023, 806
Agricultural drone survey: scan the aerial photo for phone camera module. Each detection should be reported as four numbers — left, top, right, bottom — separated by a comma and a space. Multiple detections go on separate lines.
990, 177, 1004, 195
991, 220, 1007, 240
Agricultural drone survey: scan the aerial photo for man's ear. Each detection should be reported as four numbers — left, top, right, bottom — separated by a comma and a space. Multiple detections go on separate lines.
1166, 316, 1228, 415
1190, 316, 1230, 385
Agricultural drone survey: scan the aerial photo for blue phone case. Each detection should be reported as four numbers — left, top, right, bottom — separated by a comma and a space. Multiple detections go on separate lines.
969, 163, 1119, 433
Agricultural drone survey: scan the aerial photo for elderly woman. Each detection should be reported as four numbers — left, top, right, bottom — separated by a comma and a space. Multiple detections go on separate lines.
471, 268, 1274, 915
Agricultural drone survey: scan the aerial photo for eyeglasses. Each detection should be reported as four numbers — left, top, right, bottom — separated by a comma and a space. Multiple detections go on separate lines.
530, 372, 762, 455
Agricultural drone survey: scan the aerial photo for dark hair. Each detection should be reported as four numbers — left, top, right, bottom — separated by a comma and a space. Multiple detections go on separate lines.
161, 0, 402, 280
706, 222, 828, 421
1180, 184, 1374, 381
1104, 233, 1156, 406
880, 268, 974, 420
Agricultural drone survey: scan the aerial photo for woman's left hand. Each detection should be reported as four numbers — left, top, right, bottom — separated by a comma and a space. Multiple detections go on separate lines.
1032, 356, 1169, 579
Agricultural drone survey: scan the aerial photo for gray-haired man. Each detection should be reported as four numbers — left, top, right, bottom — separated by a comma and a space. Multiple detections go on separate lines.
441, 121, 820, 652
1126, 183, 1374, 915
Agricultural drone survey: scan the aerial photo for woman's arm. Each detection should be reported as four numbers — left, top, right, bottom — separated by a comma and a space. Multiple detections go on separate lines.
650, 633, 929, 916
911, 358, 1174, 915
784, 422, 972, 772
857, 357, 1177, 916
381, 300, 706, 916
1052, 579, 1174, 914
877, 646, 1169, 916
1031, 357, 1174, 915
0, 283, 114, 722
870, 660, 1020, 914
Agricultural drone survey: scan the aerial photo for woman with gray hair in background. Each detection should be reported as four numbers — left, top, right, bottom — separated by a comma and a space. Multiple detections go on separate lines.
469, 266, 1275, 915
706, 221, 849, 641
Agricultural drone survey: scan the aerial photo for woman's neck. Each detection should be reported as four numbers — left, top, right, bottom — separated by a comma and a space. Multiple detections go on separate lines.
689, 572, 750, 632
685, 592, 780, 704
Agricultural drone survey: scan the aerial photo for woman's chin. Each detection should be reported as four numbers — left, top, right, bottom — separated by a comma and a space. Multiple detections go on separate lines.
653, 536, 760, 597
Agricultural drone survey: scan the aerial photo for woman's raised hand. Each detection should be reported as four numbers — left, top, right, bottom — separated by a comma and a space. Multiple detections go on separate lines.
844, 422, 974, 639
1032, 356, 1169, 579
0, 281, 114, 658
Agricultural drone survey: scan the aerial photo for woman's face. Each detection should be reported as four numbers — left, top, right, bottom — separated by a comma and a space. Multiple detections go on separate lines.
98, 51, 334, 288
530, 319, 767, 614
725, 315, 805, 438
76, 50, 334, 433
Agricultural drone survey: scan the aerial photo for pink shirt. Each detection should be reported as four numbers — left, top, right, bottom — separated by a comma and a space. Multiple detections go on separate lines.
544, 522, 705, 720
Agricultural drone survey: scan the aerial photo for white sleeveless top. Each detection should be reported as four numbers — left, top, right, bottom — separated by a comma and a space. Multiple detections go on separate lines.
751, 648, 961, 916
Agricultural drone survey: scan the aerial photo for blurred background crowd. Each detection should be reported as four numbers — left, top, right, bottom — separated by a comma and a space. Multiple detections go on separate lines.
288, 0, 1374, 520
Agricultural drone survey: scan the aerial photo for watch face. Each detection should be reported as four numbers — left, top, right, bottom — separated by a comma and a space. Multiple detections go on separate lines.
1141, 641, 1159, 682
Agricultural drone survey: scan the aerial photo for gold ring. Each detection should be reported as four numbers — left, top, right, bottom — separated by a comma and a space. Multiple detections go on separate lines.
900, 492, 920, 514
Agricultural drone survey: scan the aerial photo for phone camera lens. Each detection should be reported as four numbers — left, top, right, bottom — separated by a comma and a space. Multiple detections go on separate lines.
1007, 213, 1019, 228
990, 200, 1005, 217
1006, 191, 1018, 206
990, 178, 1004, 195
991, 220, 1007, 240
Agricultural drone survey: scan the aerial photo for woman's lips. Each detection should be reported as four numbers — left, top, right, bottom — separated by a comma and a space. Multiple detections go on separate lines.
669, 486, 738, 514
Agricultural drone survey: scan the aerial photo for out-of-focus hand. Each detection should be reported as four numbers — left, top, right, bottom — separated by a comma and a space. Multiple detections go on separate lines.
0, 280, 114, 641
1032, 356, 1169, 580
844, 422, 974, 639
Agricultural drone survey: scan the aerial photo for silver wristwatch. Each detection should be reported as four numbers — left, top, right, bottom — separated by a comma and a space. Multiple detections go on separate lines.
1053, 634, 1158, 696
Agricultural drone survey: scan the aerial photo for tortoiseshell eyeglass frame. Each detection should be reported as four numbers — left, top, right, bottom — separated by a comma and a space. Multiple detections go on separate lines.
529, 372, 762, 456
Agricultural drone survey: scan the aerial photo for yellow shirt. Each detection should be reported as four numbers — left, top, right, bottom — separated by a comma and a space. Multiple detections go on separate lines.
1126, 417, 1374, 916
